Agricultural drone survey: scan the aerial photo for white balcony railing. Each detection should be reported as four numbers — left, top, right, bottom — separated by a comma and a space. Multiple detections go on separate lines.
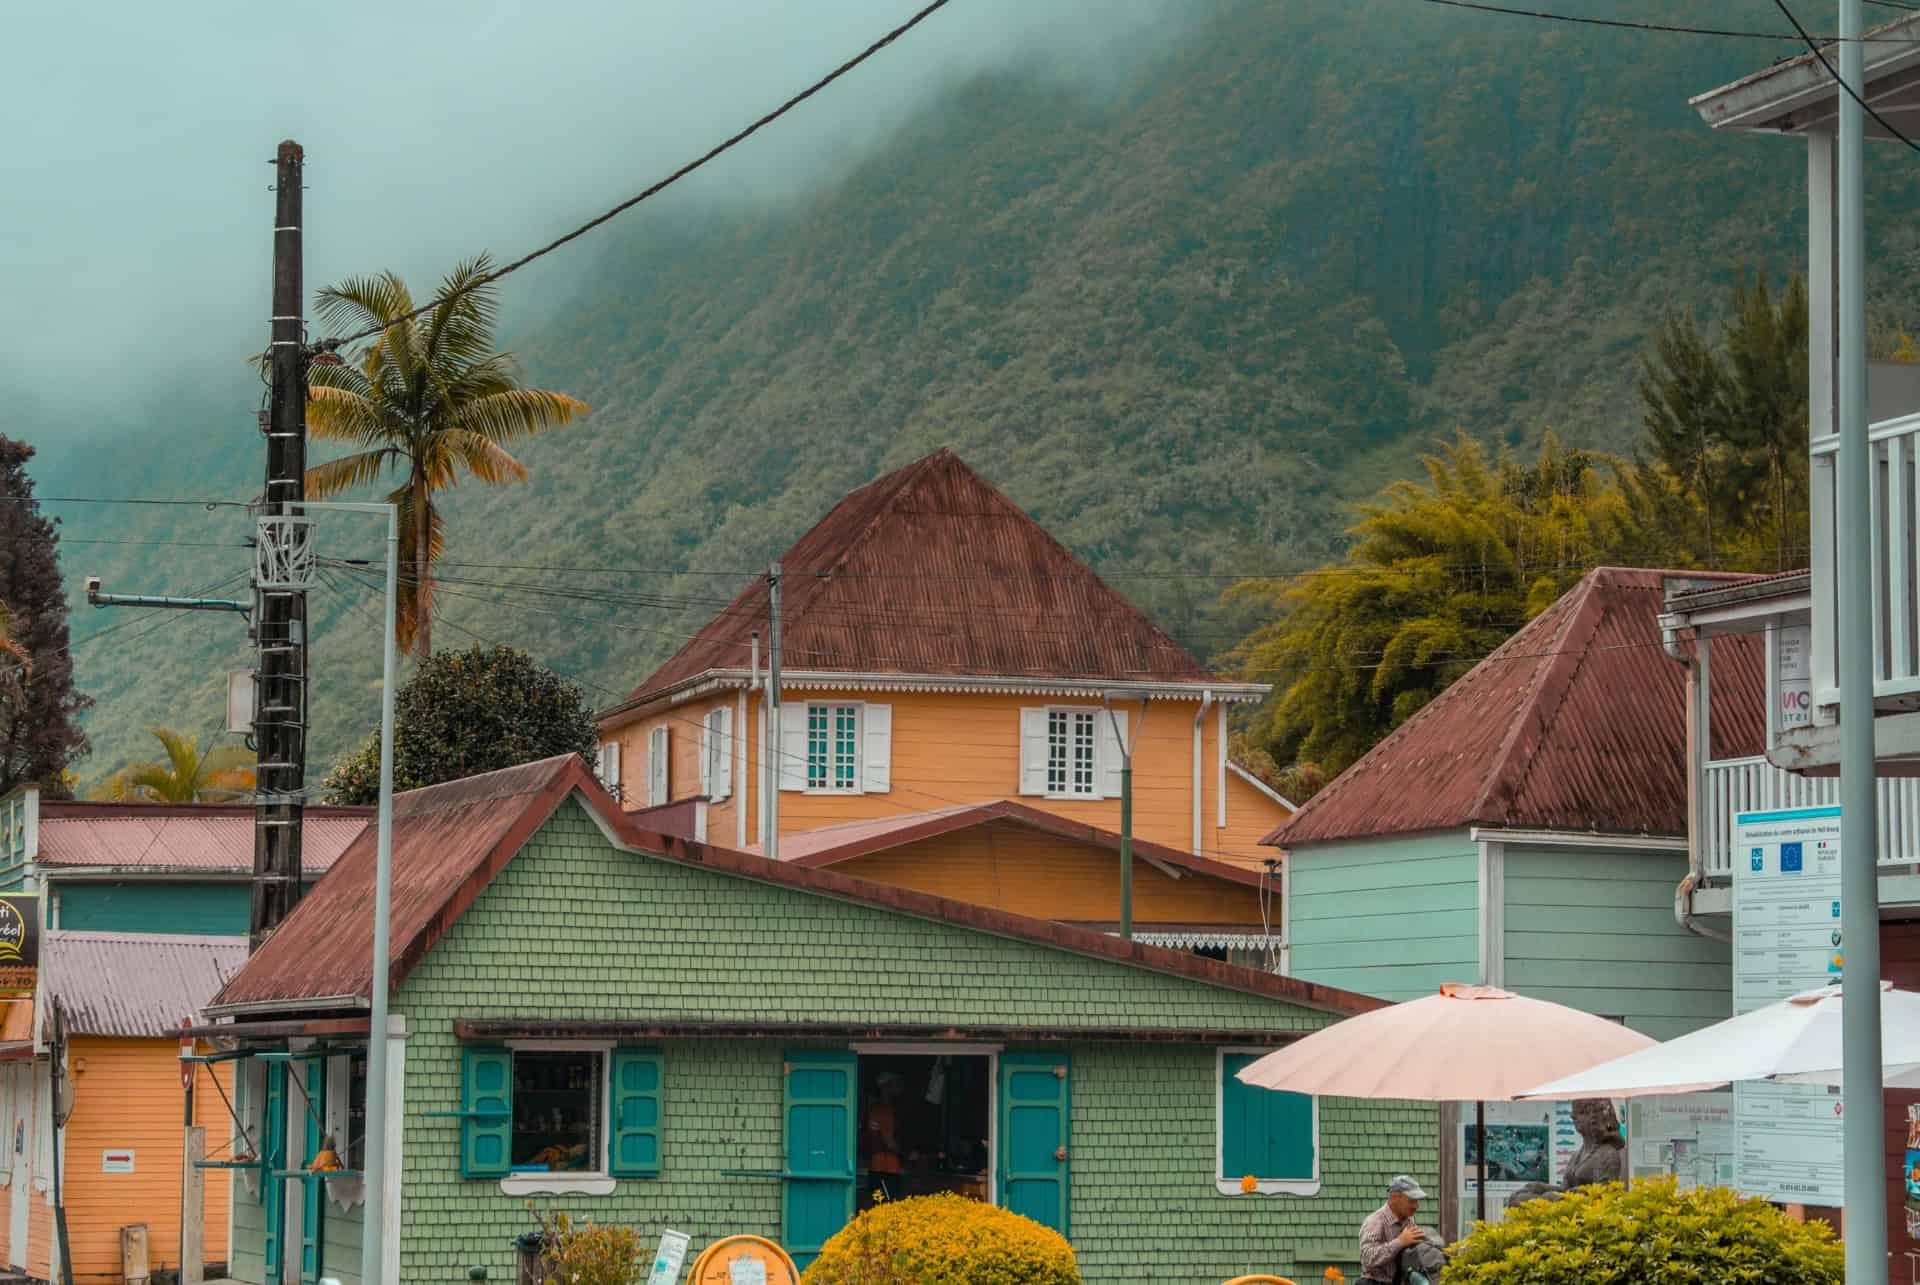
1701, 756, 1920, 879
1810, 411, 1920, 705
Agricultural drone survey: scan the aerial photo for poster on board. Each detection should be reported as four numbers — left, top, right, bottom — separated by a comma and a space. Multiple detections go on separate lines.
1461, 1100, 1588, 1211
1628, 1092, 1734, 1191
1732, 807, 1845, 1205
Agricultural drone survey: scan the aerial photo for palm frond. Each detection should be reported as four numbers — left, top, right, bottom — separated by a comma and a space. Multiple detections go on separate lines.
307, 386, 398, 448
448, 388, 589, 444
440, 432, 529, 485
307, 449, 398, 498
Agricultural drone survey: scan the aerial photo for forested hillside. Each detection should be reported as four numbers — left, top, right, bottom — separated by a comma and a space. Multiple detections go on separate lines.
35, 0, 1920, 780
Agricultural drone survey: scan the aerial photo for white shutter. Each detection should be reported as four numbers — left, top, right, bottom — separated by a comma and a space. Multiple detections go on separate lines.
715, 707, 734, 800
597, 741, 621, 792
861, 704, 892, 794
698, 714, 713, 797
1019, 708, 1049, 796
649, 725, 669, 807
1100, 708, 1128, 798
778, 706, 808, 791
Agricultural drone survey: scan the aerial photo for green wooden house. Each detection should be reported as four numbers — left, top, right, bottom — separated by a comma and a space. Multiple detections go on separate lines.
1264, 569, 1754, 1230
0, 788, 368, 934
198, 756, 1431, 1285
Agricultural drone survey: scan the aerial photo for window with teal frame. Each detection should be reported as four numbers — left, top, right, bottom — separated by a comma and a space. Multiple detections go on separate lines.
1217, 1051, 1318, 1195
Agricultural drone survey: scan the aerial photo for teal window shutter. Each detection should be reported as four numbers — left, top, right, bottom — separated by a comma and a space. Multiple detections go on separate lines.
998, 1052, 1070, 1237
262, 1062, 288, 1276
461, 1045, 513, 1179
782, 1050, 856, 1269
301, 1059, 327, 1283
609, 1048, 663, 1178
1221, 1053, 1316, 1184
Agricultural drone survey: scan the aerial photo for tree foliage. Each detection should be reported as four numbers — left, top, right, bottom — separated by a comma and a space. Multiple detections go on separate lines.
305, 256, 588, 660
323, 645, 598, 804
0, 437, 88, 798
89, 726, 254, 803
1446, 1178, 1840, 1283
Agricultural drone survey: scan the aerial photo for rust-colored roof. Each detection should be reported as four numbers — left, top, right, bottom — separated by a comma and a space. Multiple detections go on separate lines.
1269, 568, 1766, 846
37, 802, 368, 874
750, 799, 1262, 887
214, 755, 1378, 1018
44, 931, 248, 1038
615, 449, 1219, 708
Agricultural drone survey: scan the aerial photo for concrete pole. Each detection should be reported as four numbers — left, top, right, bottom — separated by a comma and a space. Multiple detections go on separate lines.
360, 505, 401, 1284
1836, 0, 1889, 1274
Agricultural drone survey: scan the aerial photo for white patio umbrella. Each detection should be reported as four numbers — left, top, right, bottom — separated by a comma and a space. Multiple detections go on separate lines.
1237, 983, 1657, 1222
1522, 982, 1920, 1099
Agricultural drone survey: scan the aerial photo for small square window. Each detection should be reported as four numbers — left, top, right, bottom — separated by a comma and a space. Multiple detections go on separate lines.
512, 1050, 603, 1173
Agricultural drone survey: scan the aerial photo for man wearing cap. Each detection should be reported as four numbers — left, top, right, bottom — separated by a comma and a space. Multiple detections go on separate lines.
1358, 1175, 1428, 1284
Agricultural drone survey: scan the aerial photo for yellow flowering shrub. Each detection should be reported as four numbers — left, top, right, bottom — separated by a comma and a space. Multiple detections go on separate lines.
1446, 1178, 1842, 1284
802, 1193, 1080, 1285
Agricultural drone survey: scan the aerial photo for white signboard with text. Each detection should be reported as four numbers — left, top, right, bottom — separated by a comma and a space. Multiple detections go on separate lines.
1628, 1092, 1734, 1191
1732, 806, 1844, 1205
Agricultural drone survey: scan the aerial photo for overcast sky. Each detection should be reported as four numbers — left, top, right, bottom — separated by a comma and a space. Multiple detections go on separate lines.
1, 0, 1181, 440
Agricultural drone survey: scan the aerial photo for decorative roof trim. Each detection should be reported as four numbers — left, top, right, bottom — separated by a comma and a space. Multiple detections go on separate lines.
1133, 930, 1281, 951
601, 668, 1268, 728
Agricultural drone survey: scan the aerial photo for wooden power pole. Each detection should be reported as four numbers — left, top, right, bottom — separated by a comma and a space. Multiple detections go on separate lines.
251, 139, 309, 951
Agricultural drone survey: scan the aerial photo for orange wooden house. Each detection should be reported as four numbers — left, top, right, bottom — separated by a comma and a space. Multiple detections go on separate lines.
597, 450, 1294, 959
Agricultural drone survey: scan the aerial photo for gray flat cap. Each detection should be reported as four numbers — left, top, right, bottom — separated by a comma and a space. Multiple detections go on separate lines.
1388, 1175, 1428, 1200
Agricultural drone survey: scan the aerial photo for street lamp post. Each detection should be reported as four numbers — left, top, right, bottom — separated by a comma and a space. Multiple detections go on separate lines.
297, 501, 399, 1285
1103, 691, 1149, 940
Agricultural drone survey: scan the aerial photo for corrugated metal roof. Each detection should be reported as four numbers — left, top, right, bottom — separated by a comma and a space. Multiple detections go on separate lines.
36, 803, 368, 874
619, 449, 1220, 705
1270, 567, 1767, 846
749, 800, 1262, 886
44, 931, 248, 1038
214, 755, 1376, 1018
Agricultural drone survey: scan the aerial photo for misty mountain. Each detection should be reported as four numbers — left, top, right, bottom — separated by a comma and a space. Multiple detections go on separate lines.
36, 0, 1920, 782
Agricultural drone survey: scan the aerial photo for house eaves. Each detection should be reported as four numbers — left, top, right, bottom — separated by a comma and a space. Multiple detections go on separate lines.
1690, 14, 1920, 134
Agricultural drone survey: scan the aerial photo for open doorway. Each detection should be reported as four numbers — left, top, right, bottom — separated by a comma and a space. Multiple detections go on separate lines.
856, 1053, 991, 1208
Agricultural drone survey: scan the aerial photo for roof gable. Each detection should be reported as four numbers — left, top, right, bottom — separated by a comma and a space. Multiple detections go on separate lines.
1272, 568, 1766, 846
619, 449, 1217, 704
214, 756, 1374, 1018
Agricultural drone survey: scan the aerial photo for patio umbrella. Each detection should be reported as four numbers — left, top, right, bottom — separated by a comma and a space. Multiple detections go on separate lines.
1237, 983, 1657, 1222
1522, 981, 1920, 1099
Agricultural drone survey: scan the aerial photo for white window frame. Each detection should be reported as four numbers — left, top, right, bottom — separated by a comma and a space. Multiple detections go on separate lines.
701, 708, 732, 801
804, 702, 863, 796
1043, 706, 1102, 801
498, 1039, 618, 1198
1214, 1047, 1321, 1197
323, 1052, 366, 1210
595, 741, 622, 798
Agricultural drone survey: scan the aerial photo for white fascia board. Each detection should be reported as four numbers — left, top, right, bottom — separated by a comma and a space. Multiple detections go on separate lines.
1690, 18, 1920, 133
1227, 761, 1297, 812
1468, 827, 1686, 852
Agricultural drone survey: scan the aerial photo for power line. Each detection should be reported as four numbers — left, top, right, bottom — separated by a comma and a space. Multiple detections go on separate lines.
1420, 0, 1914, 40
323, 0, 957, 350
1771, 0, 1920, 152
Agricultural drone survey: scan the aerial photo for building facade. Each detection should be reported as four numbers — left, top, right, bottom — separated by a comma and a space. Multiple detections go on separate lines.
203, 757, 1428, 1285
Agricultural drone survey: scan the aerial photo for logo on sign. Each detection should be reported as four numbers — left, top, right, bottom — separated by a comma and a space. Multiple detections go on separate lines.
1833, 900, 1842, 918
1782, 842, 1804, 873
1752, 848, 1765, 872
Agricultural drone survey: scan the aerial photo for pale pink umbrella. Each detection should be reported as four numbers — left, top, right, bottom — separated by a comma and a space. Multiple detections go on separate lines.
1237, 983, 1658, 1222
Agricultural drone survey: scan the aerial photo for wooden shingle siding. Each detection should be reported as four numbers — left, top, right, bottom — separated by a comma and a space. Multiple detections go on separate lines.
1286, 833, 1482, 1001
1500, 846, 1732, 1040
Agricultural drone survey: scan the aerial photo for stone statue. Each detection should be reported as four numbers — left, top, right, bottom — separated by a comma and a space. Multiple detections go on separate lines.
1503, 1099, 1627, 1212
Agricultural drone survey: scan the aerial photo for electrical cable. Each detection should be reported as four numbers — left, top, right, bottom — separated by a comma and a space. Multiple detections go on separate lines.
322, 0, 958, 351
1771, 0, 1920, 152
1421, 0, 1911, 40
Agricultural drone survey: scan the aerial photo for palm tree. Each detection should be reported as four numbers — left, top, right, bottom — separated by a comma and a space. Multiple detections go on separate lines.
90, 727, 255, 803
304, 255, 588, 659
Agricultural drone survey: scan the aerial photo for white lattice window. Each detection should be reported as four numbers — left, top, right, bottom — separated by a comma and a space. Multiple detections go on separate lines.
1047, 710, 1099, 798
805, 704, 860, 794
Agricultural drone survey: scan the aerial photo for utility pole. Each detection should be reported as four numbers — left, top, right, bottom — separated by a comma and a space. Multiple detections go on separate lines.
1834, 0, 1888, 1274
252, 139, 310, 952
767, 565, 782, 861
1104, 692, 1146, 940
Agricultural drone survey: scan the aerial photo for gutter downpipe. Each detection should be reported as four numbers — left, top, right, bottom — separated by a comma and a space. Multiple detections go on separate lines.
745, 636, 757, 849
1192, 691, 1214, 856
1663, 611, 1731, 944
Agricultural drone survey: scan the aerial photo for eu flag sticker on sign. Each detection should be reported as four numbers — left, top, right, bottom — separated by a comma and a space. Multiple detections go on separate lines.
1752, 848, 1764, 872
1781, 842, 1804, 873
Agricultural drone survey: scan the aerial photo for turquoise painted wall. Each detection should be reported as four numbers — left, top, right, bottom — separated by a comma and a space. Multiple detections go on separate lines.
54, 881, 251, 935
1286, 831, 1481, 1000
1500, 845, 1731, 1040
253, 799, 1439, 1285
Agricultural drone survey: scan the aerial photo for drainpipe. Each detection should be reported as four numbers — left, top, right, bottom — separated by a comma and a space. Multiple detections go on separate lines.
1665, 614, 1731, 944
1192, 691, 1213, 855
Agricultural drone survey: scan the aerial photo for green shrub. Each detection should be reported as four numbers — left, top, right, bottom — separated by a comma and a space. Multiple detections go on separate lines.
802, 1193, 1080, 1285
1446, 1177, 1842, 1284
530, 1207, 643, 1285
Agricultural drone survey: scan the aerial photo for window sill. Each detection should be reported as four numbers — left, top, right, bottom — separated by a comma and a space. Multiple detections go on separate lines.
1214, 1178, 1322, 1197
798, 787, 863, 797
500, 1174, 618, 1197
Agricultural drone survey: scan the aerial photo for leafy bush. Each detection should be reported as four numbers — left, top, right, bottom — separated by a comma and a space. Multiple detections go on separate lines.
1446, 1178, 1841, 1284
802, 1193, 1080, 1285
530, 1207, 642, 1285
